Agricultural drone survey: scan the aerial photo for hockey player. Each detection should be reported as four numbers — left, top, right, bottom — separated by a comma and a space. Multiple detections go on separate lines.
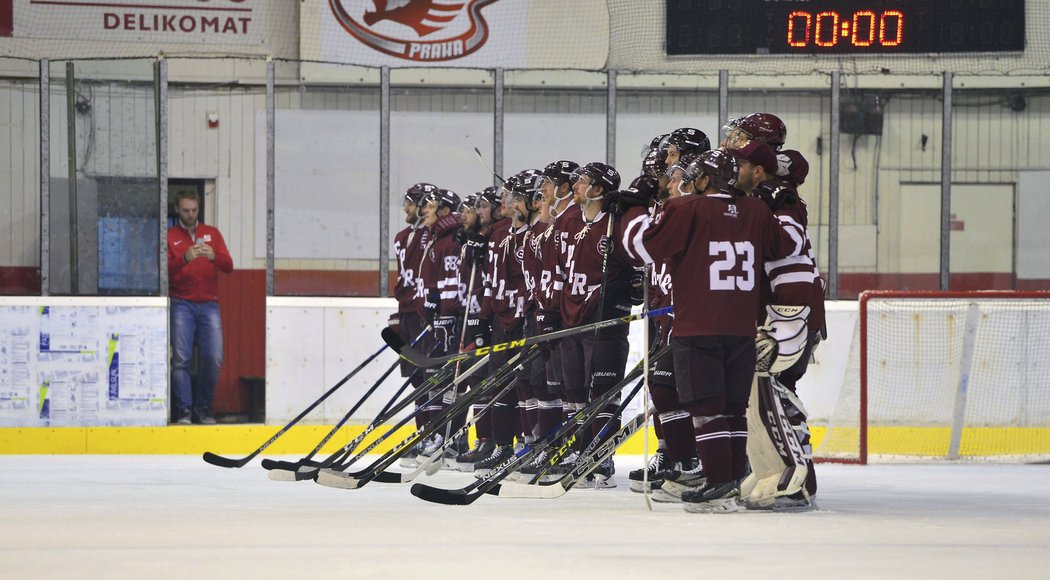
664, 127, 711, 168
627, 145, 709, 497
729, 142, 826, 512
392, 182, 438, 468
414, 187, 465, 459
512, 160, 581, 480
623, 149, 795, 513
471, 174, 531, 475
553, 161, 646, 488
453, 187, 502, 471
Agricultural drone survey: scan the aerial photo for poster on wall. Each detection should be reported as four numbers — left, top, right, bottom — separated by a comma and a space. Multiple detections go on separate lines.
0, 299, 168, 427
318, 0, 528, 67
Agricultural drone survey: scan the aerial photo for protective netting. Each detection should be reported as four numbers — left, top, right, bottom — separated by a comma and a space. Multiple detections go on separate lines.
3, 1, 1050, 75
817, 295, 1050, 463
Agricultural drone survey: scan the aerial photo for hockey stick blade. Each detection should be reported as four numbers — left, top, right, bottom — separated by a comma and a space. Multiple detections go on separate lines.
314, 468, 363, 490
267, 469, 299, 482
201, 452, 248, 469
410, 483, 476, 506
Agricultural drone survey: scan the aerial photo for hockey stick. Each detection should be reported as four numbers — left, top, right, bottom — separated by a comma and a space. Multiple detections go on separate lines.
369, 350, 541, 485
315, 351, 530, 489
318, 352, 523, 486
283, 359, 463, 481
265, 370, 414, 479
642, 265, 654, 510
262, 327, 432, 474
489, 408, 652, 500
408, 349, 664, 505
459, 345, 671, 502
383, 305, 673, 368
473, 146, 506, 186
590, 213, 617, 347
484, 361, 663, 500
202, 335, 407, 469
294, 359, 471, 481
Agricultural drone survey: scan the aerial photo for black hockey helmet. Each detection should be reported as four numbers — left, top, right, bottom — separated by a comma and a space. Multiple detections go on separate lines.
573, 162, 621, 193
667, 127, 711, 158
542, 160, 580, 187
683, 149, 739, 194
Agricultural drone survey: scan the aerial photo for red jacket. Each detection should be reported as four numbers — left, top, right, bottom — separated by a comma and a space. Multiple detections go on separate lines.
168, 222, 233, 302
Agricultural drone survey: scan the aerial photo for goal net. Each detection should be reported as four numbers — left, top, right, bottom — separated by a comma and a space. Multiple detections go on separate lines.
815, 291, 1050, 464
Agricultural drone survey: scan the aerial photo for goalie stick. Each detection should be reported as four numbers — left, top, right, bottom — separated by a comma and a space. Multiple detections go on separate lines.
262, 329, 433, 474
315, 350, 534, 489
383, 305, 673, 368
201, 332, 416, 469
408, 347, 668, 505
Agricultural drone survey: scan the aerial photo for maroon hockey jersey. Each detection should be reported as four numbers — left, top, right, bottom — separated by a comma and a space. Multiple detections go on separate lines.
418, 213, 464, 318
394, 224, 426, 313
764, 192, 827, 337
624, 193, 794, 337
541, 202, 581, 312
480, 218, 528, 330
559, 205, 648, 328
521, 220, 547, 313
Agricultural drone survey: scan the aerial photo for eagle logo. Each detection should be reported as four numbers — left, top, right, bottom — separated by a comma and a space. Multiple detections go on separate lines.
329, 0, 499, 62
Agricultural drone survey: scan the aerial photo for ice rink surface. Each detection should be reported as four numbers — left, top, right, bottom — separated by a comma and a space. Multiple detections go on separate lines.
2, 455, 1049, 580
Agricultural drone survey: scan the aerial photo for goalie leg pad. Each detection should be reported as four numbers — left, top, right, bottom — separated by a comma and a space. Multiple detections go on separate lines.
744, 375, 809, 504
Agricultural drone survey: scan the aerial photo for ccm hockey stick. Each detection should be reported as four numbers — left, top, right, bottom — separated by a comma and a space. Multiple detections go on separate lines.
408, 349, 663, 505
383, 305, 673, 368
287, 358, 470, 482
315, 351, 529, 489
262, 328, 432, 474
202, 332, 414, 469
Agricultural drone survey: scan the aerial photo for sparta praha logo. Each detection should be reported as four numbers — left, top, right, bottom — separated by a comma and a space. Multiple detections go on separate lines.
329, 0, 499, 62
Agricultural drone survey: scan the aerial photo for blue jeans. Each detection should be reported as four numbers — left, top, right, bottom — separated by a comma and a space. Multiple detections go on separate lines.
171, 298, 223, 418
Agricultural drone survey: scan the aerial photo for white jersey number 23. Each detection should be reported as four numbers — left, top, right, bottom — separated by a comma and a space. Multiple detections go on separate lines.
709, 241, 755, 291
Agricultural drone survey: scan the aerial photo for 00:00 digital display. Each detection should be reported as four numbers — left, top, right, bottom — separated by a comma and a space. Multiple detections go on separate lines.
666, 1, 1025, 55
788, 10, 903, 49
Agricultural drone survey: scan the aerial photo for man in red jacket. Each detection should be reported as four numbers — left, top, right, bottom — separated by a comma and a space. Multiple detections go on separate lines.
167, 191, 233, 425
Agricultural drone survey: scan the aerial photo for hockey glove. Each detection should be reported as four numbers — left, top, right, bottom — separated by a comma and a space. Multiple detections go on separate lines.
423, 290, 440, 324
629, 267, 646, 306
535, 309, 562, 360
432, 315, 458, 354
387, 312, 402, 337
466, 233, 488, 268
466, 317, 491, 349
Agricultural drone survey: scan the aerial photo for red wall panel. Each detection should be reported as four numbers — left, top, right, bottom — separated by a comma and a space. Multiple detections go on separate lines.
212, 269, 266, 414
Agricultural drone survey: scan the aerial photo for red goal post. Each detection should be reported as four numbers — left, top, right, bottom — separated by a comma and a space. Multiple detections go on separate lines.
813, 290, 1050, 465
